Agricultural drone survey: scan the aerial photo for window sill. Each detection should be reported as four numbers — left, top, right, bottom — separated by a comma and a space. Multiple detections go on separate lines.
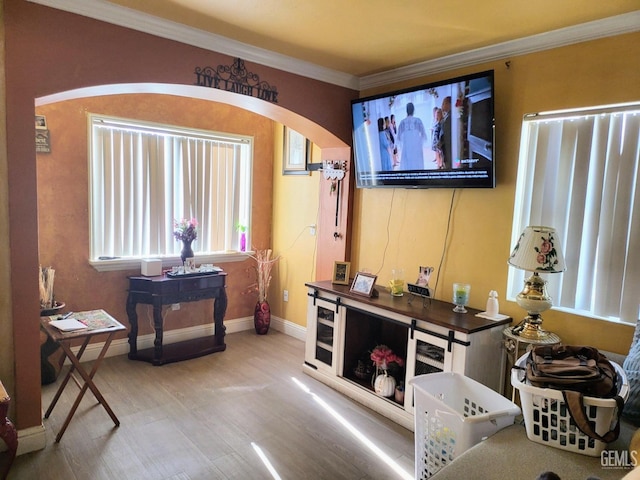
90, 251, 253, 272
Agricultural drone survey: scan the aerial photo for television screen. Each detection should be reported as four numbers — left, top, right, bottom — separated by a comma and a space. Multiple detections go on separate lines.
351, 70, 495, 188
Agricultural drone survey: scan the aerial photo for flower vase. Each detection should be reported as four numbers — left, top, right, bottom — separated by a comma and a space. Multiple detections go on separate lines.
181, 240, 194, 265
374, 370, 396, 398
254, 300, 271, 335
240, 232, 246, 252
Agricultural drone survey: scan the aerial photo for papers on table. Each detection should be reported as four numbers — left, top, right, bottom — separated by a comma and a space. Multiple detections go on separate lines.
49, 318, 89, 332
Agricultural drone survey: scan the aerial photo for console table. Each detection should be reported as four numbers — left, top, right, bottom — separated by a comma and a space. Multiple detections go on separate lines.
126, 272, 227, 365
0, 381, 17, 480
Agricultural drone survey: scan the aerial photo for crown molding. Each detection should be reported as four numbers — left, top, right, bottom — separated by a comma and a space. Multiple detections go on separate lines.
27, 1, 640, 92
26, 0, 360, 90
359, 11, 640, 90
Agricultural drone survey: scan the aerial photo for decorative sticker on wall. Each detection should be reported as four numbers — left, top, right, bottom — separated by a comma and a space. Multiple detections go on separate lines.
36, 115, 51, 153
194, 58, 279, 103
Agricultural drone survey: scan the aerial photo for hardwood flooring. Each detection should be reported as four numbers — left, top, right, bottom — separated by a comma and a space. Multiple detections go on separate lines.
8, 330, 415, 480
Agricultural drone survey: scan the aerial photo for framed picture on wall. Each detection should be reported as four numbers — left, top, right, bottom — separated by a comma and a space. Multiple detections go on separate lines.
350, 272, 377, 297
332, 261, 351, 285
283, 126, 311, 175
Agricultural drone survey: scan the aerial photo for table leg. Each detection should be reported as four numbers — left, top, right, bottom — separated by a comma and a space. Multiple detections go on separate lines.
126, 293, 139, 358
44, 337, 91, 419
0, 382, 17, 480
153, 302, 164, 365
52, 334, 120, 442
214, 287, 228, 348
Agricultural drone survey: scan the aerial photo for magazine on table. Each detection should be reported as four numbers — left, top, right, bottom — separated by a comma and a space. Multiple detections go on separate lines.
49, 309, 120, 331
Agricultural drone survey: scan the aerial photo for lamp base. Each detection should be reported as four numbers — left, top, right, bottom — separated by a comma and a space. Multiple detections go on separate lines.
511, 314, 552, 340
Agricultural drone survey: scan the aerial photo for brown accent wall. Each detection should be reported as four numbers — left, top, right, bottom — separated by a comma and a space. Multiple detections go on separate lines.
3, 0, 356, 431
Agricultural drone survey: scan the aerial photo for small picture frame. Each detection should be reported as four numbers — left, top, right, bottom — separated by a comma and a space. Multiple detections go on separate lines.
283, 126, 311, 175
184, 258, 196, 272
332, 261, 350, 285
35, 115, 47, 130
350, 272, 377, 297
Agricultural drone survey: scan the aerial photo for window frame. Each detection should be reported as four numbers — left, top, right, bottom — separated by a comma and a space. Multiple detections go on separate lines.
508, 102, 640, 325
88, 114, 254, 272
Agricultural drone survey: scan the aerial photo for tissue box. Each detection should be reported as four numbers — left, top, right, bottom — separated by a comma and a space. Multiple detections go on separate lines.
141, 259, 162, 276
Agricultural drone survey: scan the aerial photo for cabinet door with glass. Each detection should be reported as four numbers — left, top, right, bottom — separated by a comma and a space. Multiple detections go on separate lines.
305, 293, 344, 375
404, 330, 454, 413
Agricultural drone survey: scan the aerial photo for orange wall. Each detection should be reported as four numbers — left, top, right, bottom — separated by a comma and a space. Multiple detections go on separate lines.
354, 32, 640, 353
36, 94, 275, 335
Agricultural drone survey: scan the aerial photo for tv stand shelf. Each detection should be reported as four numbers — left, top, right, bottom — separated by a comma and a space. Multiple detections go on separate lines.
303, 280, 511, 430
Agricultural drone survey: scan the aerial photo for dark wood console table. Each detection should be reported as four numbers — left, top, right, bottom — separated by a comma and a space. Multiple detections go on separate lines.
0, 381, 17, 480
126, 272, 227, 365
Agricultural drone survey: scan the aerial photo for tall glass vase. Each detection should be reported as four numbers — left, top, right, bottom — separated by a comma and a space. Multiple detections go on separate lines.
181, 240, 194, 265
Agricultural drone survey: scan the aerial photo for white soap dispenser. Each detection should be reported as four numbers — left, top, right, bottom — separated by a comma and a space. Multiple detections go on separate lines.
486, 290, 499, 317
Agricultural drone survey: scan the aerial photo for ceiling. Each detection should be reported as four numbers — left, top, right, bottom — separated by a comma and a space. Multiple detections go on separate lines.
102, 0, 638, 77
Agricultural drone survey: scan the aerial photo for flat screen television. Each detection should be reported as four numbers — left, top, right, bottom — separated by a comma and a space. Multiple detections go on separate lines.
351, 70, 495, 188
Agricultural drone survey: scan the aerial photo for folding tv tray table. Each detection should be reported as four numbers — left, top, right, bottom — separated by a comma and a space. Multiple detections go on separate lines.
40, 309, 126, 442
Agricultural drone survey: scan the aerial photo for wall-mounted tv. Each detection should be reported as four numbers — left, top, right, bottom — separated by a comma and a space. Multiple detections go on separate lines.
351, 70, 495, 189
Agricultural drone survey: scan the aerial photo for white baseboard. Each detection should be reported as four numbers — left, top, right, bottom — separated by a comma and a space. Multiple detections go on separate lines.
15, 424, 47, 455
64, 314, 306, 362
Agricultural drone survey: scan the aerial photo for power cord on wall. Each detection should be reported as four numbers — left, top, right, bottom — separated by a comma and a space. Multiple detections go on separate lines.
431, 189, 457, 298
374, 189, 396, 276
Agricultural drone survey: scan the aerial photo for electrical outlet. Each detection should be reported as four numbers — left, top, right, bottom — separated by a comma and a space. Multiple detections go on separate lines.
283, 290, 289, 302
171, 303, 180, 310
309, 224, 316, 236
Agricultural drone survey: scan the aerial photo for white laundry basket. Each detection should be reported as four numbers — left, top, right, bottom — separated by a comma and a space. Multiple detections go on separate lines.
409, 372, 521, 479
511, 352, 629, 456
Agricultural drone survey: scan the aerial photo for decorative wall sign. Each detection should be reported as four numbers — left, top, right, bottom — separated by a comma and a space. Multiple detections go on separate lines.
36, 129, 51, 153
194, 58, 279, 103
36, 115, 51, 153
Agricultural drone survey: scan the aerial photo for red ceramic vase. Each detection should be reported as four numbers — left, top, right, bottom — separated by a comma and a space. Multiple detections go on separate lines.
254, 301, 271, 335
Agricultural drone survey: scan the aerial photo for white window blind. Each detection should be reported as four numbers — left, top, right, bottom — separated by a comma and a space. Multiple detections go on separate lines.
509, 103, 640, 323
89, 115, 252, 260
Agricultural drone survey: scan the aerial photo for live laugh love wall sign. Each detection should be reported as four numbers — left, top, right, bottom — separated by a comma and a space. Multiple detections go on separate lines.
194, 58, 279, 104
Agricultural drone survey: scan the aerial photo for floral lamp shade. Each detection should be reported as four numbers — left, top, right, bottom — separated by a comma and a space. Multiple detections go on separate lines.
508, 226, 566, 273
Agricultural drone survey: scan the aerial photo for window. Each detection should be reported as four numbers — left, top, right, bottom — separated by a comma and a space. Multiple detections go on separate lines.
89, 115, 252, 265
509, 103, 640, 324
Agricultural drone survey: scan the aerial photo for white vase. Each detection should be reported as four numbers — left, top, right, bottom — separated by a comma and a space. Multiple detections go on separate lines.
374, 371, 396, 397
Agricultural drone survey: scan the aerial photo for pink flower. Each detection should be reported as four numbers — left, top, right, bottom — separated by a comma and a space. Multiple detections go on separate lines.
540, 240, 552, 254
173, 218, 198, 242
370, 345, 404, 369
537, 253, 546, 264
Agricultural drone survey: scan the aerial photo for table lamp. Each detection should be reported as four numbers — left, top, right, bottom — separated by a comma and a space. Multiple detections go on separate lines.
508, 226, 566, 339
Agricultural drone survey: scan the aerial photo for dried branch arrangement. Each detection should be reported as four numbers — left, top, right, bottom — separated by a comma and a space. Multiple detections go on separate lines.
247, 249, 280, 303
39, 265, 56, 309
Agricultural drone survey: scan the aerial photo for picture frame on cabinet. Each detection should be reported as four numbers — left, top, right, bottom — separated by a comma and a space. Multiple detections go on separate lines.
332, 261, 350, 285
350, 272, 377, 297
283, 126, 311, 175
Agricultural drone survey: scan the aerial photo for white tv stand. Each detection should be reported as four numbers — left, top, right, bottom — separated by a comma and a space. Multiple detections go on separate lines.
303, 281, 511, 431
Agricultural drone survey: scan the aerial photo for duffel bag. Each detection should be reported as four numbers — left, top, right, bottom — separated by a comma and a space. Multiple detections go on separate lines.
525, 344, 624, 443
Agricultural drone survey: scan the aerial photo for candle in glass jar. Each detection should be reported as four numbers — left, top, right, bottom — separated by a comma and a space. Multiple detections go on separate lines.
453, 283, 470, 305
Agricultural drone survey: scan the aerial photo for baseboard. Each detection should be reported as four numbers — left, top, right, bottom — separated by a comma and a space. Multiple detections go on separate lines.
66, 315, 307, 362
15, 424, 47, 455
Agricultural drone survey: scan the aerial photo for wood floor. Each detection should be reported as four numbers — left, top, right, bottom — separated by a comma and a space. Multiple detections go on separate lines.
8, 330, 415, 480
